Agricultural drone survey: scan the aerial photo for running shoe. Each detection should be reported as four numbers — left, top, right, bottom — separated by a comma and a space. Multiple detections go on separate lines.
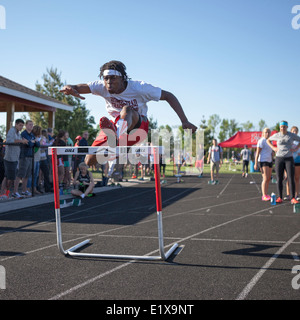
132, 174, 137, 179
262, 195, 271, 201
12, 192, 22, 198
276, 197, 283, 203
291, 198, 300, 204
99, 117, 116, 134
284, 195, 291, 201
21, 191, 31, 196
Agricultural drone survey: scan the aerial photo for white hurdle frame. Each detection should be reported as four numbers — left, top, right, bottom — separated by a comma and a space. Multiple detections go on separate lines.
50, 146, 178, 261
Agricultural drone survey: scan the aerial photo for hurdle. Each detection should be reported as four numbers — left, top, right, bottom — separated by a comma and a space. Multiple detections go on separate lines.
50, 146, 179, 261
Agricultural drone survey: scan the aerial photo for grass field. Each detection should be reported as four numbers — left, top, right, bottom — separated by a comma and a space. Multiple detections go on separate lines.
89, 161, 262, 180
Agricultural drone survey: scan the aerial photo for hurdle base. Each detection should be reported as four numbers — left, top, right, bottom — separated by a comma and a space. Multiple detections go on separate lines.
67, 239, 91, 253
64, 241, 178, 261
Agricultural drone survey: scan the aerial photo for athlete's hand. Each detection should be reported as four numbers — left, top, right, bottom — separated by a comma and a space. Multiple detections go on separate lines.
182, 121, 197, 133
60, 85, 86, 100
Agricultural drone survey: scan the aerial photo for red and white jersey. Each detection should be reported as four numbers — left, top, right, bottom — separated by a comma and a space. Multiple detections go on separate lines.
88, 80, 162, 120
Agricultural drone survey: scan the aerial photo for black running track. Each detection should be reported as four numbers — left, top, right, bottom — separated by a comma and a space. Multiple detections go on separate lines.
1, 174, 300, 304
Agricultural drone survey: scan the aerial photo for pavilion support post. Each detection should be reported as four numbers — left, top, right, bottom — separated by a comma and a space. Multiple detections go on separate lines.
6, 101, 15, 134
48, 111, 55, 129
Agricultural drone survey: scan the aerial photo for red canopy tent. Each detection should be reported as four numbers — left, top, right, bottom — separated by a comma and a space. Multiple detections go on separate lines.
219, 131, 277, 148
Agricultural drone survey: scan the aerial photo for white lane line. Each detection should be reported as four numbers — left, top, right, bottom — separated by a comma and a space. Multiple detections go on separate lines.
236, 231, 300, 300
218, 175, 234, 197
49, 241, 178, 300
48, 203, 283, 300
49, 262, 133, 300
191, 238, 299, 244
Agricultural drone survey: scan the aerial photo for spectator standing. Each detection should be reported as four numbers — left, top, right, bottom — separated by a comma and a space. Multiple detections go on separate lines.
13, 120, 40, 198
285, 126, 300, 201
267, 121, 300, 204
52, 130, 68, 188
1, 119, 26, 198
39, 129, 52, 193
254, 128, 273, 201
47, 128, 55, 143
73, 131, 89, 176
74, 135, 82, 146
27, 125, 42, 194
207, 139, 223, 184
63, 131, 73, 188
241, 145, 251, 178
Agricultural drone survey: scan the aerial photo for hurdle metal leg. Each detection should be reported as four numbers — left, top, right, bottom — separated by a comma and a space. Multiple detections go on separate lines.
51, 147, 178, 261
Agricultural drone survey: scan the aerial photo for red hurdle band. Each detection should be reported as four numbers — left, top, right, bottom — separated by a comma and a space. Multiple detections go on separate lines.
51, 148, 60, 209
153, 147, 162, 212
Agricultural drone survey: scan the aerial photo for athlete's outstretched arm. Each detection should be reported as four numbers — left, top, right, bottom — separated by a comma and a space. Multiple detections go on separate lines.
160, 90, 197, 133
60, 84, 91, 100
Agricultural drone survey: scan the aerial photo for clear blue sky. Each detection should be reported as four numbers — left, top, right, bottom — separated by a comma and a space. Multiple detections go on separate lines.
1, 0, 300, 135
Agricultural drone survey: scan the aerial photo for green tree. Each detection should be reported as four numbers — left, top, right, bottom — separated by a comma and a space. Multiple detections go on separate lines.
273, 122, 280, 132
199, 116, 213, 160
0, 125, 6, 139
207, 114, 221, 138
228, 119, 240, 137
241, 120, 254, 131
147, 115, 158, 143
258, 119, 267, 131
218, 119, 229, 142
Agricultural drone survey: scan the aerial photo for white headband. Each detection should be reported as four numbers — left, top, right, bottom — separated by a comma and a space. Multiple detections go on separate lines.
103, 69, 122, 77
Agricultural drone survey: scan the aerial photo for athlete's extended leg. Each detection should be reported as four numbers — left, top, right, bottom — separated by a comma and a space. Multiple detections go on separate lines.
119, 106, 139, 131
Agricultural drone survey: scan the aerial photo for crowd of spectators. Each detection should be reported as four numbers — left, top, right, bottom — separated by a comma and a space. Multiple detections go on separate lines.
0, 118, 90, 200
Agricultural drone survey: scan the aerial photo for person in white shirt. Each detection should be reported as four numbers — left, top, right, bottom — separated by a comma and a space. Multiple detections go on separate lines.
207, 139, 223, 184
60, 60, 197, 166
240, 145, 251, 178
254, 128, 273, 201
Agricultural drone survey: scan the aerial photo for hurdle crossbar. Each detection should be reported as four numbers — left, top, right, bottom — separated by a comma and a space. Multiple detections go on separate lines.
50, 146, 178, 261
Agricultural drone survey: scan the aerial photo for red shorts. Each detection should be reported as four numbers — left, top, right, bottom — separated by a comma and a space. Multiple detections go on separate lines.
92, 115, 149, 147
195, 159, 203, 168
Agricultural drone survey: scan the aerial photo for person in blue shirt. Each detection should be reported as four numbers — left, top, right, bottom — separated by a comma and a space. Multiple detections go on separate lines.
12, 120, 40, 198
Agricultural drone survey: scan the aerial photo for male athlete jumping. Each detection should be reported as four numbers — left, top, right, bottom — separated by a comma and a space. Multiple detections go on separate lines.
60, 60, 197, 165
